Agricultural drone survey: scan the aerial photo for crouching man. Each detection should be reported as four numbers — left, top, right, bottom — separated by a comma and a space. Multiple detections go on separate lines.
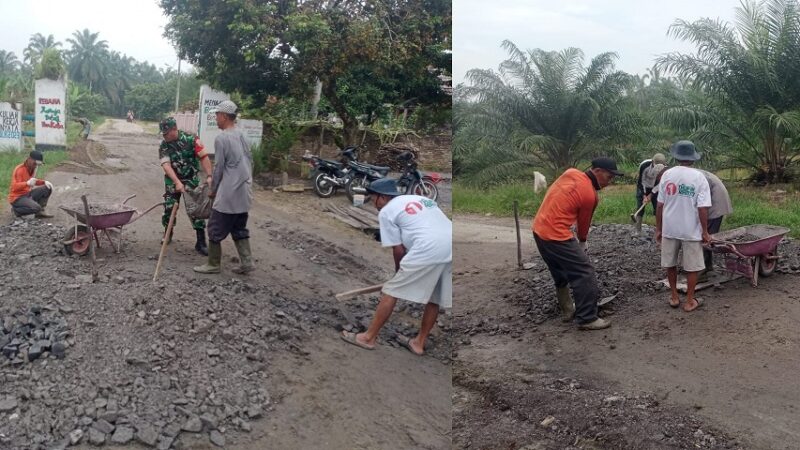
340, 178, 452, 355
8, 151, 54, 218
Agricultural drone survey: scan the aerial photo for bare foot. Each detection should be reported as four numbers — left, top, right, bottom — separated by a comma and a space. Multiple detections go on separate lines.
669, 295, 681, 308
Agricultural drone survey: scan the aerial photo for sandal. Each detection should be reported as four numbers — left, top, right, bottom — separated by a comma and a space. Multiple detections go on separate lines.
396, 335, 424, 356
340, 331, 375, 350
683, 297, 703, 312
669, 297, 681, 308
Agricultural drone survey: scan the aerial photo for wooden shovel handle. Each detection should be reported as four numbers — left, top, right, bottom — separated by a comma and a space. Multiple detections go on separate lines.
335, 284, 384, 300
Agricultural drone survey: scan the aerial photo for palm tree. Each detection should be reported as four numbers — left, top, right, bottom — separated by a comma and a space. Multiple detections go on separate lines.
656, 0, 800, 182
24, 33, 62, 67
0, 50, 20, 74
458, 40, 635, 183
66, 29, 109, 92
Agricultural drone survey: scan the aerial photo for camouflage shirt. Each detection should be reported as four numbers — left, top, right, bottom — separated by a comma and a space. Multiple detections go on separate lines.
158, 131, 207, 182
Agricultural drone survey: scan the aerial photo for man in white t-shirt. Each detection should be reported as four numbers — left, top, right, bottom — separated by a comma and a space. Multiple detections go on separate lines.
340, 178, 452, 356
656, 140, 711, 312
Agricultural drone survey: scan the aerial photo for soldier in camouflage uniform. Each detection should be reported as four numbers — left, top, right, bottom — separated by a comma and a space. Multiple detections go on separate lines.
158, 117, 214, 255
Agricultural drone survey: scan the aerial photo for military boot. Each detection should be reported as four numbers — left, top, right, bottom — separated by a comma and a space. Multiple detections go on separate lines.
231, 239, 255, 274
556, 287, 575, 322
193, 241, 221, 274
195, 229, 208, 256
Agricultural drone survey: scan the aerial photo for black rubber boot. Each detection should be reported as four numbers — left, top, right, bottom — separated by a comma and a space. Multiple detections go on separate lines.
195, 229, 208, 256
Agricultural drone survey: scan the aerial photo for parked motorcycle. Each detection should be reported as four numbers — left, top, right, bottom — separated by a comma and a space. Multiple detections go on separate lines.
302, 146, 359, 198
395, 151, 441, 201
344, 160, 391, 203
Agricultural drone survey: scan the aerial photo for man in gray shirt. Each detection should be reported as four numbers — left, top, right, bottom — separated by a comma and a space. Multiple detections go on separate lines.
194, 100, 255, 275
698, 170, 733, 279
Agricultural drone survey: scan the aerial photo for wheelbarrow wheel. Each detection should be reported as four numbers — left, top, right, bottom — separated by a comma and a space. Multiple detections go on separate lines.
759, 252, 778, 277
63, 225, 92, 256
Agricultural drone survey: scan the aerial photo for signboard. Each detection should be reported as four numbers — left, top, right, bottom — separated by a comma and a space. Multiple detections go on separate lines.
197, 85, 229, 154
0, 102, 22, 151
34, 78, 67, 150
238, 119, 263, 148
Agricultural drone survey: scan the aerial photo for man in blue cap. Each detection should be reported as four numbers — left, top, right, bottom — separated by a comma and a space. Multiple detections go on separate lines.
340, 178, 452, 356
656, 140, 711, 312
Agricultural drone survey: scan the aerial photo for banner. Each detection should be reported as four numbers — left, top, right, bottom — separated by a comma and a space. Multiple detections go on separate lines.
34, 78, 67, 150
197, 85, 229, 154
238, 119, 263, 148
0, 102, 22, 151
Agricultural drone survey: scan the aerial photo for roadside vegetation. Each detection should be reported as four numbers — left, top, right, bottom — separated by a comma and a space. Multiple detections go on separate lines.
454, 0, 800, 235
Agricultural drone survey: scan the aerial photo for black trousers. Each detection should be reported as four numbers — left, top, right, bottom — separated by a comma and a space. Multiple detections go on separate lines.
635, 187, 658, 217
11, 186, 51, 216
534, 233, 599, 324
704, 216, 724, 270
207, 209, 249, 243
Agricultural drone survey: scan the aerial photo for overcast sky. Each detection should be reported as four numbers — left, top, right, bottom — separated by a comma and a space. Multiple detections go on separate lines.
0, 0, 182, 69
453, 0, 743, 85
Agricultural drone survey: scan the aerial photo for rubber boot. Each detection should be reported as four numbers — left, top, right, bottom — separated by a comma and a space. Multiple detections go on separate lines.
35, 209, 54, 219
231, 239, 255, 274
193, 241, 221, 274
556, 287, 575, 322
578, 318, 611, 330
634, 216, 643, 234
194, 229, 208, 256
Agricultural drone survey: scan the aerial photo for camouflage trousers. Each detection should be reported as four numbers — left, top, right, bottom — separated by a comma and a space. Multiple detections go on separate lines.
163, 176, 206, 231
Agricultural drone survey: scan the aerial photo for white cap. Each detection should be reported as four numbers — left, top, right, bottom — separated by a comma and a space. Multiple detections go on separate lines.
210, 100, 237, 115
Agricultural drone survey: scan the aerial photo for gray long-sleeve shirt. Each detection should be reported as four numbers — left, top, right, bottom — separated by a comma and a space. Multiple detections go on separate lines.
211, 128, 253, 214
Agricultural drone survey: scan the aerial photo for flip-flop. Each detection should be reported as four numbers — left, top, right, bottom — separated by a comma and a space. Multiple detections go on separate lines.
669, 297, 681, 308
683, 297, 703, 312
396, 335, 424, 356
340, 331, 375, 350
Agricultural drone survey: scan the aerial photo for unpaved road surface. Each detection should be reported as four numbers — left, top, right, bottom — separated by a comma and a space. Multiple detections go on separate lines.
453, 214, 800, 450
0, 120, 450, 449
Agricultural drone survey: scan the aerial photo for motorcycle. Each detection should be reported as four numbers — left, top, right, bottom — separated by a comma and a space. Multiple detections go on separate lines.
344, 160, 391, 203
302, 146, 359, 198
395, 151, 441, 201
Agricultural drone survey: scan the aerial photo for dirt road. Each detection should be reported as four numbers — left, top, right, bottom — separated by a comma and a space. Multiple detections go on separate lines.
453, 214, 800, 450
1, 120, 450, 449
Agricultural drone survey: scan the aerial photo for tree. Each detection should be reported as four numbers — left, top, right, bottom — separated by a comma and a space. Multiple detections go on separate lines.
24, 33, 61, 67
66, 29, 109, 92
0, 50, 20, 75
456, 41, 635, 184
35, 48, 66, 80
125, 83, 174, 120
656, 0, 800, 183
160, 0, 451, 144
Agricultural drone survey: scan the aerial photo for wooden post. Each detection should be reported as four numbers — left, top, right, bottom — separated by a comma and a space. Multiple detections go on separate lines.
81, 195, 98, 282
513, 200, 522, 269
153, 200, 180, 281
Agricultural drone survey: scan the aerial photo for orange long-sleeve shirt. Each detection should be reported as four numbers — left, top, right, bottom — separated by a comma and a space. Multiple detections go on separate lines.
8, 164, 44, 204
532, 168, 599, 242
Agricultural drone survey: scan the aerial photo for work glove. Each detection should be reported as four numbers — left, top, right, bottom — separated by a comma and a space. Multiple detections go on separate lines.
580, 241, 588, 253
44, 180, 53, 190
26, 178, 38, 187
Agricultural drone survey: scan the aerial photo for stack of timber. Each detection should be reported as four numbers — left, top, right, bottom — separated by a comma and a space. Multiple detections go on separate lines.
324, 203, 380, 230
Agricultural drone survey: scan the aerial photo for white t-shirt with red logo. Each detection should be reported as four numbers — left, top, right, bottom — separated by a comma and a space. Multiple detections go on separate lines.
657, 166, 712, 241
378, 195, 452, 266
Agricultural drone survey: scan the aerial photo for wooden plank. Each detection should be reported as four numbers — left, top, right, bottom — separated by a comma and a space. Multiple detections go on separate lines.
658, 272, 742, 293
325, 211, 369, 229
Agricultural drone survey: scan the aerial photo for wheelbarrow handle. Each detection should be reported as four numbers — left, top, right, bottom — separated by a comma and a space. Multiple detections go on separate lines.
122, 194, 136, 205
126, 201, 166, 225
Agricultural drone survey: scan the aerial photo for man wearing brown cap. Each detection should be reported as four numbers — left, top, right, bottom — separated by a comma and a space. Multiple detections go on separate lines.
7, 151, 54, 218
532, 157, 623, 330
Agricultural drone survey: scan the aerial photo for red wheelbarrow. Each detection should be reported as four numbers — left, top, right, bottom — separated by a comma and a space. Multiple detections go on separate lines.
60, 194, 164, 256
706, 224, 790, 287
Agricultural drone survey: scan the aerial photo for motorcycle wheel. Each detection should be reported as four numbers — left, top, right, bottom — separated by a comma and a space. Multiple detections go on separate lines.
412, 179, 439, 201
313, 171, 336, 198
345, 176, 372, 203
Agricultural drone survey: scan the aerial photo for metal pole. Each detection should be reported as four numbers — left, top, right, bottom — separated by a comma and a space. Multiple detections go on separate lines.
174, 58, 181, 113
513, 200, 522, 269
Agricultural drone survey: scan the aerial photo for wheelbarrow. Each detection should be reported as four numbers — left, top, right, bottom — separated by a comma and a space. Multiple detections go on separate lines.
60, 194, 164, 256
706, 224, 790, 287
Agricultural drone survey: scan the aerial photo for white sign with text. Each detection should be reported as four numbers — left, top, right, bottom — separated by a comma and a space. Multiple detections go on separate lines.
34, 78, 67, 149
0, 102, 22, 151
197, 85, 229, 154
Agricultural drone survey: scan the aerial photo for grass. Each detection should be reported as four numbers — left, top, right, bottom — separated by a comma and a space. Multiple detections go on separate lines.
453, 181, 800, 238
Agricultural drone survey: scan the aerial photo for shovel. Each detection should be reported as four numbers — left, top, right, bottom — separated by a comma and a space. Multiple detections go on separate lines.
629, 203, 647, 223
333, 284, 384, 328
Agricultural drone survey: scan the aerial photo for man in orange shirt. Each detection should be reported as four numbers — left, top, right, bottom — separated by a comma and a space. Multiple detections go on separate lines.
7, 151, 54, 218
532, 157, 623, 330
